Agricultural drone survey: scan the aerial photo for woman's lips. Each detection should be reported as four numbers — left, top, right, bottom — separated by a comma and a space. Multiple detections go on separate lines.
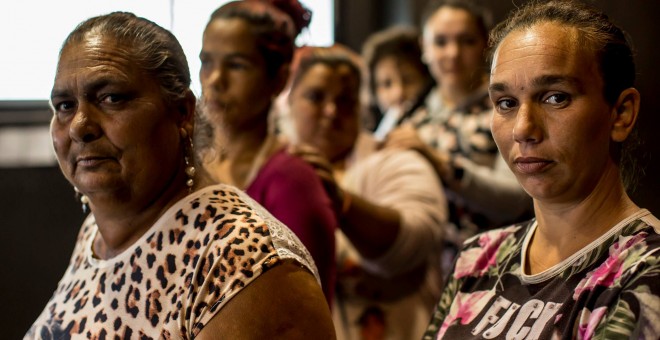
204, 98, 227, 112
514, 157, 553, 174
76, 156, 113, 168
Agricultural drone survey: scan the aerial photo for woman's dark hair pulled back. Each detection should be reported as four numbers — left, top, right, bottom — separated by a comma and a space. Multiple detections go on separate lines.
489, 0, 640, 190
362, 26, 433, 102
422, 0, 492, 44
61, 12, 191, 105
207, 0, 312, 78
488, 0, 635, 106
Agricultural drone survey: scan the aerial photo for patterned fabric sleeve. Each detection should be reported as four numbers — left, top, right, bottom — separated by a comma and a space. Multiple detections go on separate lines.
422, 224, 525, 340
184, 187, 320, 338
423, 272, 463, 339
591, 280, 660, 339
575, 226, 660, 339
248, 151, 335, 301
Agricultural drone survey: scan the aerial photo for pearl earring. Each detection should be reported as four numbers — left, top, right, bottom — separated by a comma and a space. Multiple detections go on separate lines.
74, 187, 90, 214
181, 128, 196, 192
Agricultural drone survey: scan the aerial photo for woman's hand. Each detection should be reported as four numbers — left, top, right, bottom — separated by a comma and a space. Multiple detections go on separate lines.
382, 124, 427, 153
383, 125, 454, 185
288, 144, 345, 214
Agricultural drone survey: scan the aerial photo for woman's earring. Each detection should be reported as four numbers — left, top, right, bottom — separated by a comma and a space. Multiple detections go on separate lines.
74, 187, 90, 214
181, 128, 196, 192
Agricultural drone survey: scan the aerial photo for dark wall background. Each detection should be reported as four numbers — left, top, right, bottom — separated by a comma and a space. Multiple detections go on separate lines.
0, 101, 86, 338
336, 0, 659, 216
0, 166, 84, 338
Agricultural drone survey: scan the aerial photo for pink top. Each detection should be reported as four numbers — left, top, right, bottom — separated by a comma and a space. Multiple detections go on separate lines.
246, 148, 337, 305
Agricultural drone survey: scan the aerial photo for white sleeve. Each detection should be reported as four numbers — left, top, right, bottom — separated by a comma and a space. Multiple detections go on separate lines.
344, 149, 448, 277
456, 153, 532, 225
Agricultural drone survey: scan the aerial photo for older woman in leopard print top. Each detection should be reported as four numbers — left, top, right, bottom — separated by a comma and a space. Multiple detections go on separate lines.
25, 11, 334, 340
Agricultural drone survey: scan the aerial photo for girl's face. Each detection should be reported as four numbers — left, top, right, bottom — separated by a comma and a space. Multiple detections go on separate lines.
422, 6, 487, 92
289, 63, 361, 162
373, 56, 428, 112
199, 18, 280, 130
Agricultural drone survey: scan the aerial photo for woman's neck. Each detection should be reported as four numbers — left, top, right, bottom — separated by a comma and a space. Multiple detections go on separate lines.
218, 122, 269, 161
204, 123, 276, 189
527, 168, 640, 274
439, 75, 486, 110
91, 168, 193, 260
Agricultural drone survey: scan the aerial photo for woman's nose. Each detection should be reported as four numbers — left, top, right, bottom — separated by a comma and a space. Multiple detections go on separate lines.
391, 83, 405, 106
69, 103, 102, 143
513, 104, 543, 144
204, 65, 226, 92
445, 41, 459, 59
323, 101, 337, 119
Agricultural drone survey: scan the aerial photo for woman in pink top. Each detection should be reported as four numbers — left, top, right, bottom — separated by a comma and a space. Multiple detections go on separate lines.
196, 0, 336, 304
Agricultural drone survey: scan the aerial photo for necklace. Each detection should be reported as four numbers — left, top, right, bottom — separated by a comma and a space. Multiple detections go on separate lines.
242, 133, 278, 189
212, 133, 279, 189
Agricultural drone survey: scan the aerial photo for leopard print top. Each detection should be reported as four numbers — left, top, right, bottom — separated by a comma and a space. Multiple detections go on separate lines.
25, 184, 318, 339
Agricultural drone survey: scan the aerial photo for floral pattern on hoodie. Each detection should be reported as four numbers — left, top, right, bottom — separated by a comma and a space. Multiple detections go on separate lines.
453, 226, 520, 279
435, 289, 493, 339
424, 211, 660, 340
573, 232, 649, 300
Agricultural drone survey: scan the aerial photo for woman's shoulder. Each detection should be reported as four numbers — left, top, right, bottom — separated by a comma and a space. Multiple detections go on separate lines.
363, 148, 436, 182
178, 184, 293, 241
449, 221, 532, 281
350, 132, 430, 172
368, 146, 430, 165
638, 211, 660, 234
614, 210, 660, 247
616, 210, 660, 255
188, 183, 320, 275
461, 220, 532, 251
257, 148, 318, 181
345, 147, 441, 196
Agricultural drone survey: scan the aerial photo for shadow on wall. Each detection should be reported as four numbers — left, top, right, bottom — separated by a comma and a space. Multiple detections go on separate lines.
0, 102, 85, 337
0, 166, 84, 338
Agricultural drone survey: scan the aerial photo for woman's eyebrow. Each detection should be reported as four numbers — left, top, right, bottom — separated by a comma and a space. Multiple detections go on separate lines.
488, 82, 507, 94
489, 75, 583, 94
51, 75, 131, 100
532, 74, 582, 89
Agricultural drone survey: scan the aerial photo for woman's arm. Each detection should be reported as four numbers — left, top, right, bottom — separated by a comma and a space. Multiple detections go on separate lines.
342, 149, 447, 276
292, 144, 447, 277
455, 154, 532, 225
197, 262, 336, 339
250, 152, 337, 302
339, 190, 402, 260
385, 124, 531, 226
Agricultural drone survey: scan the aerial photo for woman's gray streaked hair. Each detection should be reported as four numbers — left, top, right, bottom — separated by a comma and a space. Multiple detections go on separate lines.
60, 11, 191, 105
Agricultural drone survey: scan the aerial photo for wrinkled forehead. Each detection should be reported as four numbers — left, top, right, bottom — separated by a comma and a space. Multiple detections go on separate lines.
505, 21, 601, 57
61, 32, 130, 58
57, 34, 141, 73
492, 22, 588, 72
489, 22, 607, 100
52, 36, 153, 98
